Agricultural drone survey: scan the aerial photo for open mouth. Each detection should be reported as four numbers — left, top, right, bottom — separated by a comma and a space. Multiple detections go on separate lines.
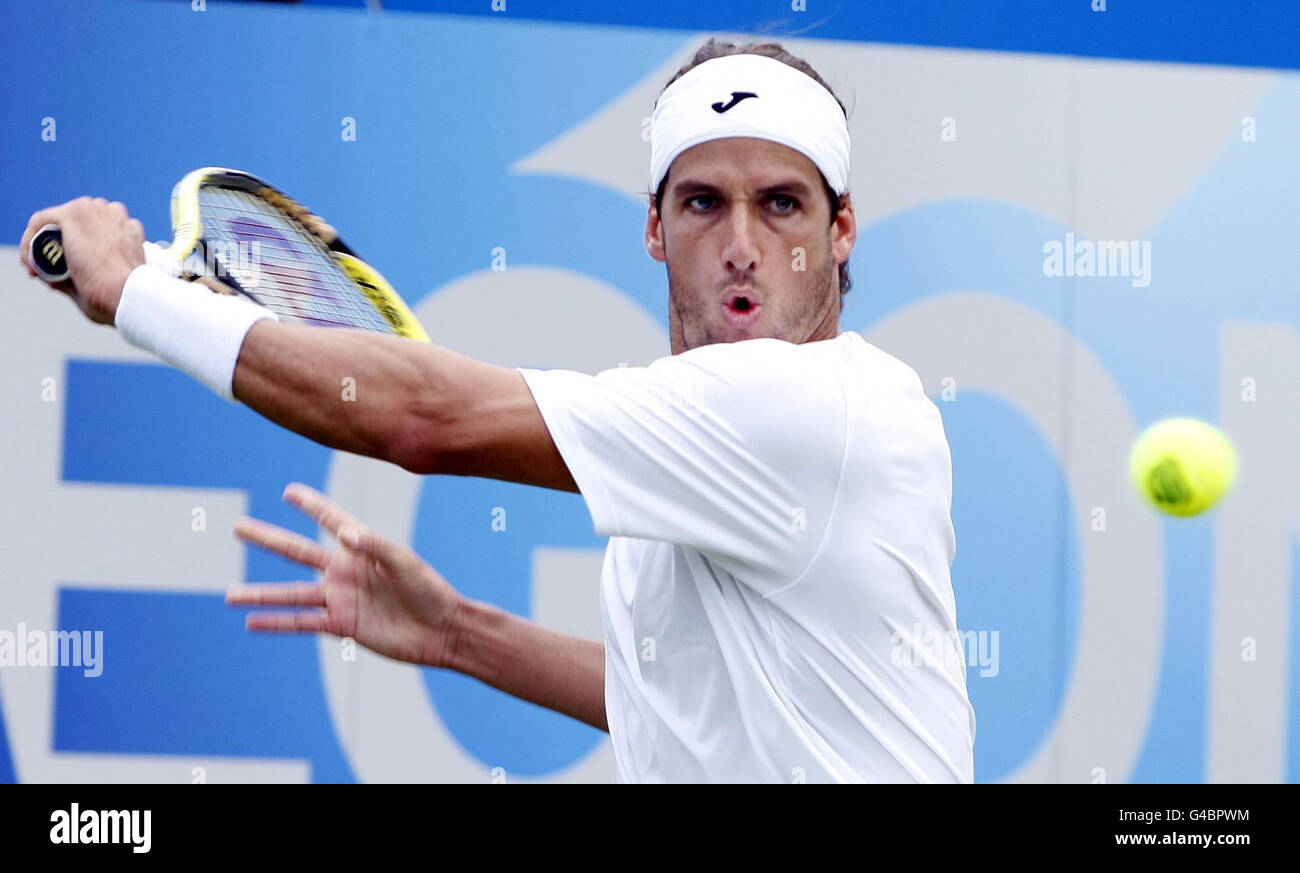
722, 289, 762, 328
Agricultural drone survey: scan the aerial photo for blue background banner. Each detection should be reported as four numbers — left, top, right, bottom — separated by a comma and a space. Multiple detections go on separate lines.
1, 0, 1296, 783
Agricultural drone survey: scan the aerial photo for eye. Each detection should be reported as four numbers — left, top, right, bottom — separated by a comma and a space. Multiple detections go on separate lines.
685, 194, 717, 212
768, 195, 799, 214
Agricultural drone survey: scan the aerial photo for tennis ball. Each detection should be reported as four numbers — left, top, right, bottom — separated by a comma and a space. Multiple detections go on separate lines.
1129, 418, 1237, 517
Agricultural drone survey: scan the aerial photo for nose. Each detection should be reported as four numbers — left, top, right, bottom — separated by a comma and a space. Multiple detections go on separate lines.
720, 205, 760, 274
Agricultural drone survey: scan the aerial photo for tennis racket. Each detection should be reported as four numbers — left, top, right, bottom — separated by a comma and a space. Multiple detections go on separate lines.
27, 167, 429, 341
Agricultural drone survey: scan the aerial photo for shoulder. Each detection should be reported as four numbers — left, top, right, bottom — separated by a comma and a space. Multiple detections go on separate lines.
638, 336, 850, 429
641, 333, 860, 396
845, 337, 953, 508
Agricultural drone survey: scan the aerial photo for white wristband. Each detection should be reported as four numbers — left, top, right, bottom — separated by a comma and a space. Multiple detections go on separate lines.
115, 265, 280, 401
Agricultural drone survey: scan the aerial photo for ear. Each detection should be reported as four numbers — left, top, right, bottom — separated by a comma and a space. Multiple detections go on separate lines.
830, 194, 856, 267
645, 200, 666, 263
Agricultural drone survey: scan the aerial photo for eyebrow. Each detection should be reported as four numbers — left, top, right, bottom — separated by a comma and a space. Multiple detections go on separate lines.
670, 178, 815, 199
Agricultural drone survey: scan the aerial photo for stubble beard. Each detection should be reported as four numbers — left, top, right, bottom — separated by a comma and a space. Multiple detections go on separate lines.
666, 248, 839, 351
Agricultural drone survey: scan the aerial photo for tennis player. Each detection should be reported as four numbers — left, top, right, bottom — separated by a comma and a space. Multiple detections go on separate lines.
21, 39, 975, 783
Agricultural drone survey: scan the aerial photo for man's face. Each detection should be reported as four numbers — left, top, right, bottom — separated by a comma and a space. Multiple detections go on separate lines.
645, 137, 856, 353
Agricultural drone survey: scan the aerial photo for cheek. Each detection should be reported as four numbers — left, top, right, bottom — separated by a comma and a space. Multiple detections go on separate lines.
782, 229, 830, 273
665, 236, 711, 281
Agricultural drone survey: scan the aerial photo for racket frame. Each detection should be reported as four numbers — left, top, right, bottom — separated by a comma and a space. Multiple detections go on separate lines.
166, 167, 429, 342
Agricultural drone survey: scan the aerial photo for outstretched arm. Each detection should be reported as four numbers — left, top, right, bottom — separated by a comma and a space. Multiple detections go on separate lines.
19, 197, 577, 493
228, 483, 606, 732
445, 599, 607, 732
231, 321, 578, 492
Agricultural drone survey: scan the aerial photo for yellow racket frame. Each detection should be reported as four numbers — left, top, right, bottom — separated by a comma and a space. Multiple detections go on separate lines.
166, 167, 429, 342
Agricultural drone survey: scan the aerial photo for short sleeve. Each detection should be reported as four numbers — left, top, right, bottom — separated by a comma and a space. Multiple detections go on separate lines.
519, 338, 847, 593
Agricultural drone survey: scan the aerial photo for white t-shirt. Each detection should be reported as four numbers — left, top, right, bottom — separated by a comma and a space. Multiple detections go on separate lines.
518, 331, 975, 783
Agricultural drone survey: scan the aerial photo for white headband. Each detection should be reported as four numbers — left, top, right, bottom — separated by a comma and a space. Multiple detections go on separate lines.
649, 53, 851, 197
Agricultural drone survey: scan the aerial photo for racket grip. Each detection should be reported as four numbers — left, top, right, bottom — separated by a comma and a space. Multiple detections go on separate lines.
29, 224, 69, 283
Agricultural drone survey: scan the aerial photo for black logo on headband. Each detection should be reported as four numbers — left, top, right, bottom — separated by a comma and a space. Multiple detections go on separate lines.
711, 91, 758, 113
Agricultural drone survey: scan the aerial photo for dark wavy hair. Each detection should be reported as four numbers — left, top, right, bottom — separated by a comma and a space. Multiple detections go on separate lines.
650, 38, 853, 304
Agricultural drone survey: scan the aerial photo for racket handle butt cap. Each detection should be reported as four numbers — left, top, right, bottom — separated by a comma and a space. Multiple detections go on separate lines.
29, 224, 69, 283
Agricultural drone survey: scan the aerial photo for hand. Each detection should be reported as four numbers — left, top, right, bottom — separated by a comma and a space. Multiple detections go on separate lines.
19, 196, 147, 325
226, 482, 465, 669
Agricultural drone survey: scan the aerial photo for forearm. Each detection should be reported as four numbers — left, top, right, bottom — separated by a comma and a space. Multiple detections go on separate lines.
445, 598, 607, 732
230, 321, 577, 490
232, 321, 474, 472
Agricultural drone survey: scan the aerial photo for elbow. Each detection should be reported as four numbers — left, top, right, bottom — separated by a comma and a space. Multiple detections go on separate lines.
389, 441, 441, 476
385, 402, 454, 476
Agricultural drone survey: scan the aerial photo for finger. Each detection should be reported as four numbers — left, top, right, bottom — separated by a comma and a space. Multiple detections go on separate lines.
19, 203, 75, 274
283, 482, 360, 536
233, 516, 330, 570
225, 582, 327, 608
243, 610, 331, 634
20, 196, 99, 280
338, 524, 409, 574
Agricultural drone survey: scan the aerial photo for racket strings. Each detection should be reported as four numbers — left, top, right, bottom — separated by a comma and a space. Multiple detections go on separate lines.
196, 186, 394, 333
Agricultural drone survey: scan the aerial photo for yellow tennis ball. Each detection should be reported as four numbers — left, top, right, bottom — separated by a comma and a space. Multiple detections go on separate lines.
1129, 418, 1237, 517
